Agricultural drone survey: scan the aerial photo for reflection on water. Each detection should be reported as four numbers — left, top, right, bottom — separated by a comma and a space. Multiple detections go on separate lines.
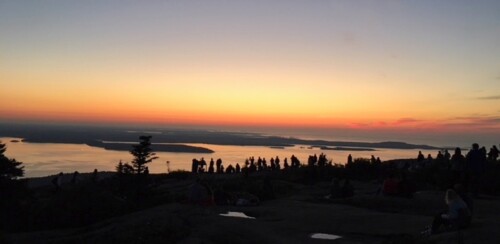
310, 233, 342, 240
1, 137, 439, 178
219, 211, 255, 219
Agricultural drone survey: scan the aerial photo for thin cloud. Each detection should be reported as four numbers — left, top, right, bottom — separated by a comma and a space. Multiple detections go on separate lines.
477, 95, 500, 100
395, 118, 420, 124
476, 117, 500, 124
442, 116, 500, 128
349, 122, 371, 127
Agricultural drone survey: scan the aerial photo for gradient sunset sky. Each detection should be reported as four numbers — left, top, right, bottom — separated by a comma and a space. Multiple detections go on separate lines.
1, 1, 499, 144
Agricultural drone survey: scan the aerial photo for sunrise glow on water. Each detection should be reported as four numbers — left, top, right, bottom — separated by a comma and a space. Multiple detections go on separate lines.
2, 137, 439, 178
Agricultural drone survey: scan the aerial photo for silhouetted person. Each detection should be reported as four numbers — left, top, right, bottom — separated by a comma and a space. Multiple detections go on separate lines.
225, 164, 234, 173
480, 146, 487, 158
254, 158, 260, 171
450, 148, 466, 184
284, 158, 289, 169
199, 158, 206, 173
417, 151, 425, 162
52, 172, 63, 191
382, 173, 399, 196
71, 171, 79, 185
235, 163, 241, 173
308, 154, 317, 166
291, 154, 300, 168
436, 150, 448, 170
275, 156, 281, 170
242, 165, 249, 177
466, 143, 486, 196
347, 154, 353, 164
249, 161, 257, 173
208, 158, 215, 173
91, 169, 98, 183
488, 145, 499, 161
318, 153, 327, 167
216, 158, 222, 173
144, 167, 149, 176
444, 149, 451, 162
427, 154, 433, 161
436, 151, 444, 161
370, 155, 376, 164
191, 159, 199, 173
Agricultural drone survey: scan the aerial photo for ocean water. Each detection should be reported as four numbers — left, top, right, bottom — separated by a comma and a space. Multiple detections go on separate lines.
1, 137, 439, 178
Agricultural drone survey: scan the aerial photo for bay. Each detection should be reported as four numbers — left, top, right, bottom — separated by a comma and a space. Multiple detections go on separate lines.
1, 137, 439, 178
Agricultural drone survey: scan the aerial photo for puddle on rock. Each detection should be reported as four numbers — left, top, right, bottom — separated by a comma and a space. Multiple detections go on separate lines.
219, 211, 255, 219
310, 233, 342, 240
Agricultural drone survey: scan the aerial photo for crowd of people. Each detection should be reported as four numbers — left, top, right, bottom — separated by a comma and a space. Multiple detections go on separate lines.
188, 143, 499, 237
190, 154, 306, 175
413, 143, 498, 236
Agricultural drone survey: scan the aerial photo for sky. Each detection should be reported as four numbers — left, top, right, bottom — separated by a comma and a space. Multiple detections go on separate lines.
1, 1, 499, 145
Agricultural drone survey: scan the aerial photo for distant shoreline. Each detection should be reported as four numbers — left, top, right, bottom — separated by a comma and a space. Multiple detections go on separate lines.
0, 123, 439, 150
86, 141, 214, 153
319, 146, 376, 151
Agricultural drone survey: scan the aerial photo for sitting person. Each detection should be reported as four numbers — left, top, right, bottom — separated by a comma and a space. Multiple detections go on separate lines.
188, 178, 214, 206
381, 173, 400, 196
454, 183, 473, 214
430, 189, 471, 234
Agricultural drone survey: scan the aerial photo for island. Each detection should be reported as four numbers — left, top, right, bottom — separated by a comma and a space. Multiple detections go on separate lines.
86, 141, 214, 153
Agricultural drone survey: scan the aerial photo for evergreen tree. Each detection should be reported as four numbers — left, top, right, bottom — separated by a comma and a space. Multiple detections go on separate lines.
0, 142, 24, 180
116, 160, 134, 175
116, 161, 124, 174
130, 136, 158, 175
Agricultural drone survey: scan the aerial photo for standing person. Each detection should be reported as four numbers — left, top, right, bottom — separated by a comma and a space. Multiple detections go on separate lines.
199, 158, 206, 173
71, 171, 79, 185
488, 145, 499, 161
450, 148, 466, 185
208, 158, 215, 174
91, 169, 99, 183
191, 159, 199, 174
417, 151, 425, 162
465, 143, 486, 196
52, 172, 63, 191
216, 158, 222, 173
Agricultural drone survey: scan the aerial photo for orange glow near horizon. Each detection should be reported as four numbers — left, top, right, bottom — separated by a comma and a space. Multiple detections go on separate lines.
1, 1, 499, 137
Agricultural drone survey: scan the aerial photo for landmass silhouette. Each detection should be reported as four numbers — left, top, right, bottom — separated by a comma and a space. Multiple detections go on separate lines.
0, 123, 437, 152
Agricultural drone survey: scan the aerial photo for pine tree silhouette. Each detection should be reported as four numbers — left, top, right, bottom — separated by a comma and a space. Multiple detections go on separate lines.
130, 136, 158, 175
